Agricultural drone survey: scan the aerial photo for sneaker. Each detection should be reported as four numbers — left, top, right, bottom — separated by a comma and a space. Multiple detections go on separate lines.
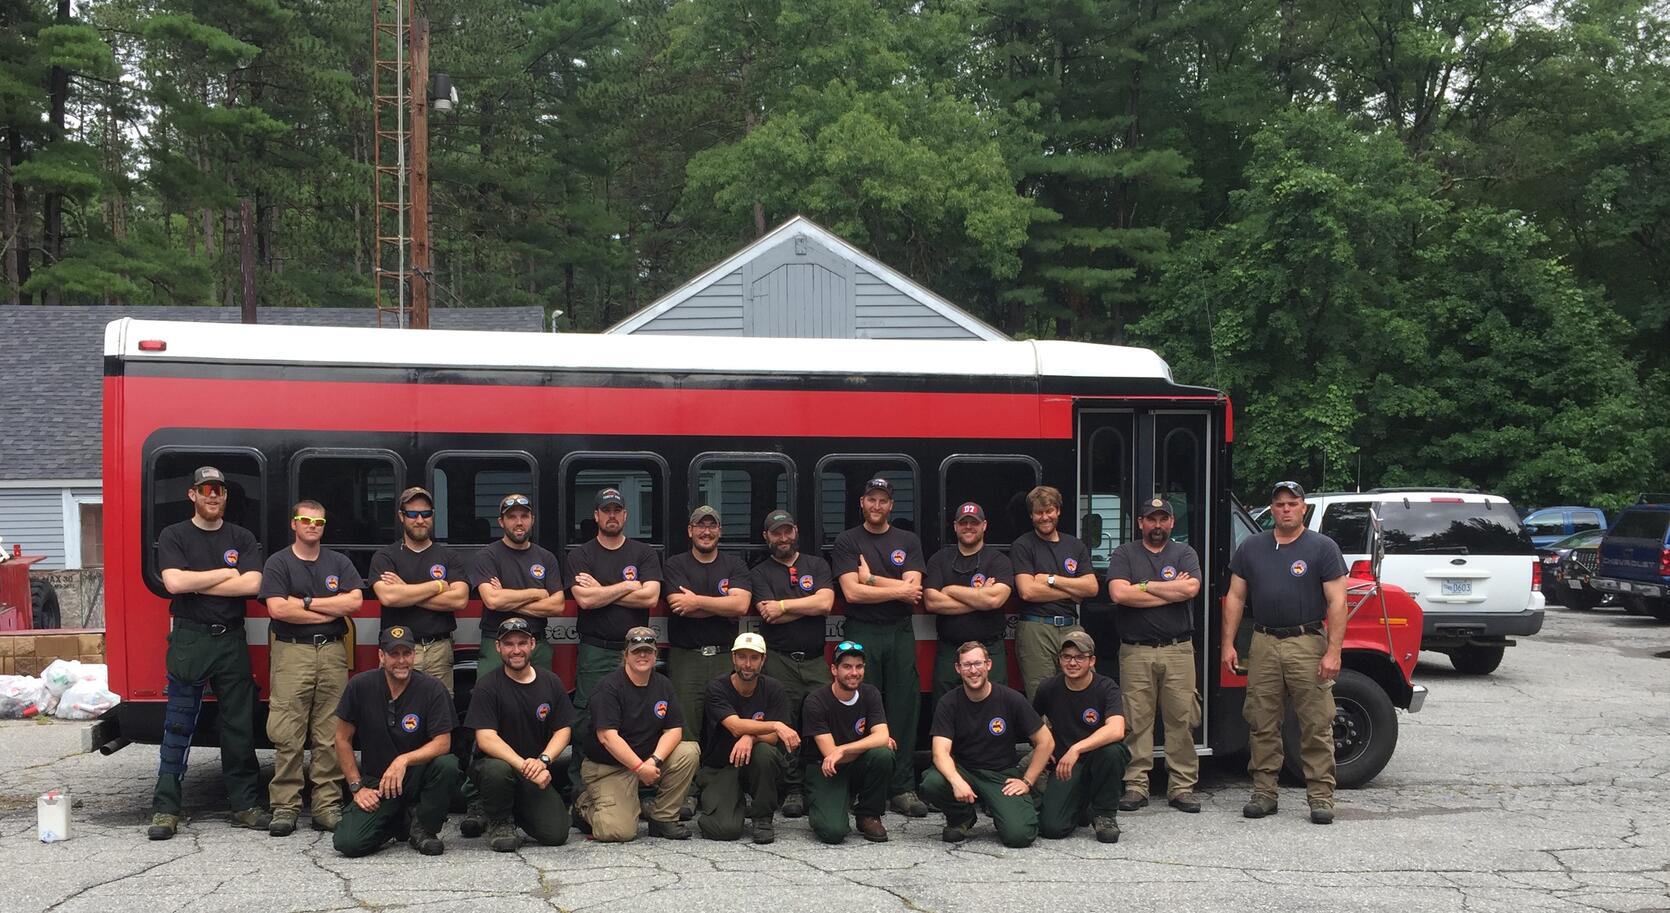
311, 808, 341, 832
229, 807, 271, 830
268, 808, 298, 837
680, 794, 697, 821
781, 791, 807, 819
751, 815, 775, 845
855, 815, 889, 843
409, 819, 445, 856
647, 819, 691, 840
1167, 792, 1201, 814
1093, 814, 1121, 844
147, 813, 178, 840
889, 791, 929, 818
459, 801, 486, 839
486, 819, 521, 852
1242, 794, 1278, 819
941, 820, 974, 843
1117, 789, 1149, 812
1308, 798, 1335, 825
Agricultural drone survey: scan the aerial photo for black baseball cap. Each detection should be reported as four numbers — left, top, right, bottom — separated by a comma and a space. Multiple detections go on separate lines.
192, 466, 226, 486
595, 488, 626, 509
498, 493, 533, 515
863, 477, 893, 496
763, 509, 796, 532
494, 617, 534, 640
954, 502, 986, 523
1141, 497, 1173, 517
833, 640, 866, 662
379, 625, 417, 651
1271, 481, 1306, 499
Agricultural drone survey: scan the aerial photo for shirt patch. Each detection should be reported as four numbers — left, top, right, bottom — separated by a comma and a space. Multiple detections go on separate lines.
1160, 565, 1177, 580
623, 564, 639, 582
537, 702, 551, 721
889, 549, 907, 566
751, 711, 765, 721
854, 716, 867, 735
988, 716, 1007, 736
971, 573, 987, 587
400, 713, 420, 733
1290, 560, 1308, 577
1082, 707, 1101, 726
222, 548, 239, 567
325, 575, 340, 593
718, 578, 731, 595
530, 563, 546, 580
1063, 557, 1079, 574
798, 574, 815, 592
653, 699, 669, 719
429, 563, 447, 580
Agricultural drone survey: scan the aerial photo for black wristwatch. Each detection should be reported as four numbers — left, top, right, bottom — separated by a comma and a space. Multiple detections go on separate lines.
538, 753, 552, 766
649, 754, 665, 767
347, 779, 362, 792
302, 595, 313, 611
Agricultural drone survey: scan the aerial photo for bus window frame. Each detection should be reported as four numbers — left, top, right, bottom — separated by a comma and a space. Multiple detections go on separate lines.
936, 453, 1042, 548
557, 450, 672, 551
688, 451, 797, 553
424, 448, 539, 547
288, 447, 407, 563
813, 452, 922, 548
142, 444, 269, 596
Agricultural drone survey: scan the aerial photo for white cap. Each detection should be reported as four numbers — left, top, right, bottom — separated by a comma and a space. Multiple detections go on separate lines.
731, 632, 767, 655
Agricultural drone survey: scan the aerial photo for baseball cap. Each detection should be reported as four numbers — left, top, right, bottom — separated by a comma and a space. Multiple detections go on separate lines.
1141, 497, 1173, 517
954, 502, 986, 523
494, 617, 534, 640
1060, 631, 1096, 655
192, 466, 226, 486
731, 632, 767, 655
833, 640, 866, 662
498, 493, 533, 515
625, 626, 658, 652
763, 509, 796, 532
1271, 480, 1306, 499
398, 486, 434, 507
379, 625, 417, 651
863, 477, 893, 496
689, 505, 721, 525
595, 488, 626, 509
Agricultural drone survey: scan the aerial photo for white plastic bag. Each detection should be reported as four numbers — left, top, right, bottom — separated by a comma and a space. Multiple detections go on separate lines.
54, 679, 119, 720
40, 659, 85, 698
0, 675, 50, 719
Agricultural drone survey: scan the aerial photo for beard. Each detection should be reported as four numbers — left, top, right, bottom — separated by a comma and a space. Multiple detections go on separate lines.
1144, 527, 1168, 546
405, 524, 433, 543
505, 526, 530, 544
771, 540, 796, 560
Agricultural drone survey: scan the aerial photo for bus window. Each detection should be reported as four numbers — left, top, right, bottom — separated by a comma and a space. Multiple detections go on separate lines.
816, 456, 919, 548
561, 453, 667, 548
1157, 422, 1205, 546
940, 455, 1041, 546
429, 451, 536, 547
146, 448, 266, 588
292, 449, 404, 575
690, 453, 793, 561
1082, 425, 1130, 565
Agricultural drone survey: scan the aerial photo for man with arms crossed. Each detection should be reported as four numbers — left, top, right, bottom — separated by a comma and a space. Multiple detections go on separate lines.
1010, 485, 1099, 697
924, 501, 1014, 705
370, 487, 468, 693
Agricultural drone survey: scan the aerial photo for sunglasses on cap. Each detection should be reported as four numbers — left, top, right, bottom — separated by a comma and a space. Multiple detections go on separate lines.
500, 496, 532, 511
626, 633, 658, 650
293, 515, 327, 527
400, 509, 435, 519
834, 640, 865, 658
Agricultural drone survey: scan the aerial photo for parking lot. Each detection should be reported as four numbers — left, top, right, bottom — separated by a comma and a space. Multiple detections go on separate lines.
1, 604, 1666, 913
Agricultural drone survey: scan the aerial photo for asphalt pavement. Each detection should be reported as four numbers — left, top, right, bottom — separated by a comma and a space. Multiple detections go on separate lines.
1, 605, 1667, 913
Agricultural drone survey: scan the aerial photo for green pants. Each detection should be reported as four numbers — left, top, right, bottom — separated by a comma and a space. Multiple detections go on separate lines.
920, 763, 1039, 848
842, 618, 920, 796
476, 636, 552, 675
804, 746, 894, 844
667, 646, 734, 741
152, 625, 263, 816
567, 642, 624, 795
695, 742, 787, 840
333, 755, 461, 857
932, 637, 1007, 709
1039, 743, 1130, 838
1016, 619, 1084, 698
762, 651, 831, 797
471, 757, 570, 845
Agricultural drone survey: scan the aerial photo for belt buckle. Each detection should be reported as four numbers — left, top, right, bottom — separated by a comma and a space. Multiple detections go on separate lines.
310, 634, 329, 646
700, 646, 718, 657
1052, 615, 1071, 626
208, 623, 228, 637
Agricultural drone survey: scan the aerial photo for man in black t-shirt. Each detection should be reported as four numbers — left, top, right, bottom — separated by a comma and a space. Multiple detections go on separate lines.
370, 487, 468, 694
833, 476, 928, 816
465, 618, 576, 852
332, 627, 459, 857
664, 506, 751, 744
920, 641, 1053, 847
574, 626, 699, 842
467, 493, 566, 676
695, 633, 795, 843
1034, 631, 1130, 843
1107, 497, 1204, 813
749, 509, 834, 818
800, 641, 895, 844
259, 499, 365, 837
147, 466, 268, 841
1010, 485, 1100, 698
925, 501, 1014, 707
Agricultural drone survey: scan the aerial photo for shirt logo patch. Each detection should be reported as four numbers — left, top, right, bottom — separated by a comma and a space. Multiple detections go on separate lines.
653, 699, 669, 719
971, 573, 987, 587
401, 713, 420, 733
718, 578, 730, 595
537, 702, 552, 721
623, 564, 639, 582
799, 574, 815, 592
889, 549, 907, 566
429, 564, 446, 580
751, 711, 765, 721
1161, 565, 1177, 580
988, 717, 1007, 736
1290, 560, 1308, 577
854, 716, 867, 735
325, 575, 340, 593
530, 563, 546, 580
222, 548, 239, 566
1082, 708, 1101, 726
1063, 557, 1079, 574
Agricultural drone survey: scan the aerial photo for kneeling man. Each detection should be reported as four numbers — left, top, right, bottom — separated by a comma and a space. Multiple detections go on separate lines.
1036, 631, 1130, 843
696, 633, 797, 843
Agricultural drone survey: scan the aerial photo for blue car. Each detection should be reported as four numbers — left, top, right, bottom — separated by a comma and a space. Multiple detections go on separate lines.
1591, 496, 1670, 621
1521, 506, 1608, 548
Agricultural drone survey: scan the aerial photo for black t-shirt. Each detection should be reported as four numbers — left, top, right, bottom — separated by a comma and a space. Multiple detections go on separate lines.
1106, 539, 1201, 641
334, 668, 455, 781
467, 540, 563, 640
924, 545, 1014, 644
1032, 672, 1126, 749
1009, 531, 1096, 619
931, 683, 1043, 772
700, 673, 790, 769
156, 520, 263, 626
664, 551, 752, 649
567, 539, 664, 642
369, 540, 465, 639
831, 525, 926, 624
258, 546, 364, 640
800, 683, 887, 762
1228, 530, 1347, 627
585, 667, 683, 764
748, 553, 835, 655
465, 667, 575, 760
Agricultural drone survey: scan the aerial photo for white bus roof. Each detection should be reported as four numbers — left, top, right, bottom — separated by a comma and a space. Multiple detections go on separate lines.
104, 318, 1175, 382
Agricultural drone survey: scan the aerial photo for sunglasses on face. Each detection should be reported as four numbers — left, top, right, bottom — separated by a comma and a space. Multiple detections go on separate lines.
293, 515, 327, 527
196, 484, 226, 496
400, 509, 435, 519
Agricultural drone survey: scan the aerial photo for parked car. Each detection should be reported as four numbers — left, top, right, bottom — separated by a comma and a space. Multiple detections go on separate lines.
1590, 495, 1670, 622
1299, 489, 1541, 675
1537, 528, 1607, 606
1521, 506, 1609, 548
1553, 533, 1614, 611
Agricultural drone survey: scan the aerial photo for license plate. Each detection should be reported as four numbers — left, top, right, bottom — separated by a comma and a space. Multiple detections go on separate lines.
1568, 579, 1585, 590
1441, 579, 1473, 596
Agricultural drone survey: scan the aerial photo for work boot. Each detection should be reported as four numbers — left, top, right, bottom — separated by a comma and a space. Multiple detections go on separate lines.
571, 801, 592, 835
1167, 792, 1201, 814
1241, 794, 1278, 819
941, 820, 975, 843
647, 818, 691, 840
459, 801, 486, 838
781, 791, 806, 819
855, 815, 888, 843
486, 819, 521, 852
1117, 788, 1148, 812
751, 815, 775, 845
147, 813, 178, 840
1093, 814, 1121, 844
268, 808, 298, 837
889, 791, 928, 818
311, 808, 341, 832
229, 807, 271, 830
409, 819, 445, 856
680, 794, 697, 821
1308, 798, 1335, 825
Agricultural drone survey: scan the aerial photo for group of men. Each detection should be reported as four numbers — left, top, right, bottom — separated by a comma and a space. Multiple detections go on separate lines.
146, 466, 1348, 853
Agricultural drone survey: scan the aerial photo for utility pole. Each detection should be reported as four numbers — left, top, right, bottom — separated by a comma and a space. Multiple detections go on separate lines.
409, 14, 431, 328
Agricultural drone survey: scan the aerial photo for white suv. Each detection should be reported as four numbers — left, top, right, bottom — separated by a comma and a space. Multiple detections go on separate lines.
1263, 489, 1544, 675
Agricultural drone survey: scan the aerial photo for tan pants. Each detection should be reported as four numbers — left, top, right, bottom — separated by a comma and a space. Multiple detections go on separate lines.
413, 639, 455, 695
1244, 630, 1335, 801
1016, 619, 1085, 698
267, 637, 349, 815
1119, 641, 1201, 797
577, 741, 699, 842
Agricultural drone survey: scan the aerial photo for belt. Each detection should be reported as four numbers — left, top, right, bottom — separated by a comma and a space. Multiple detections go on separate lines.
1021, 613, 1078, 627
1122, 635, 1192, 648
273, 632, 345, 645
579, 635, 626, 650
1253, 622, 1324, 639
783, 649, 822, 662
413, 635, 450, 646
174, 617, 237, 637
697, 645, 723, 657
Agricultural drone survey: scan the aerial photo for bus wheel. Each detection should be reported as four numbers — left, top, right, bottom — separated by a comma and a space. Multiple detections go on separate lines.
1284, 669, 1398, 788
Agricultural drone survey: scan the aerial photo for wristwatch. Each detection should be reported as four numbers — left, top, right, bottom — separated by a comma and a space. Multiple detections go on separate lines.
347, 779, 362, 793
1138, 581, 1149, 593
865, 574, 877, 586
302, 595, 313, 611
1046, 574, 1057, 587
538, 753, 552, 766
649, 754, 665, 767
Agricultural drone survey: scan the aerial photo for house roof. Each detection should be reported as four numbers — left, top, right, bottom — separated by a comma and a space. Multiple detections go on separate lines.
606, 215, 1009, 340
0, 306, 546, 481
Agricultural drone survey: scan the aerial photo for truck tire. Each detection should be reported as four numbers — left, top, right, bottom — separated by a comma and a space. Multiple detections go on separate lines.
1282, 668, 1398, 788
1648, 597, 1670, 623
30, 578, 62, 629
1448, 644, 1505, 675
1565, 589, 1602, 612
1622, 595, 1650, 616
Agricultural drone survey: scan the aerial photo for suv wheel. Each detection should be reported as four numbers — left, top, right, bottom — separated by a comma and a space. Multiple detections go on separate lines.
1648, 597, 1670, 623
1283, 668, 1398, 788
30, 579, 62, 629
1622, 595, 1651, 617
1448, 644, 1505, 675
